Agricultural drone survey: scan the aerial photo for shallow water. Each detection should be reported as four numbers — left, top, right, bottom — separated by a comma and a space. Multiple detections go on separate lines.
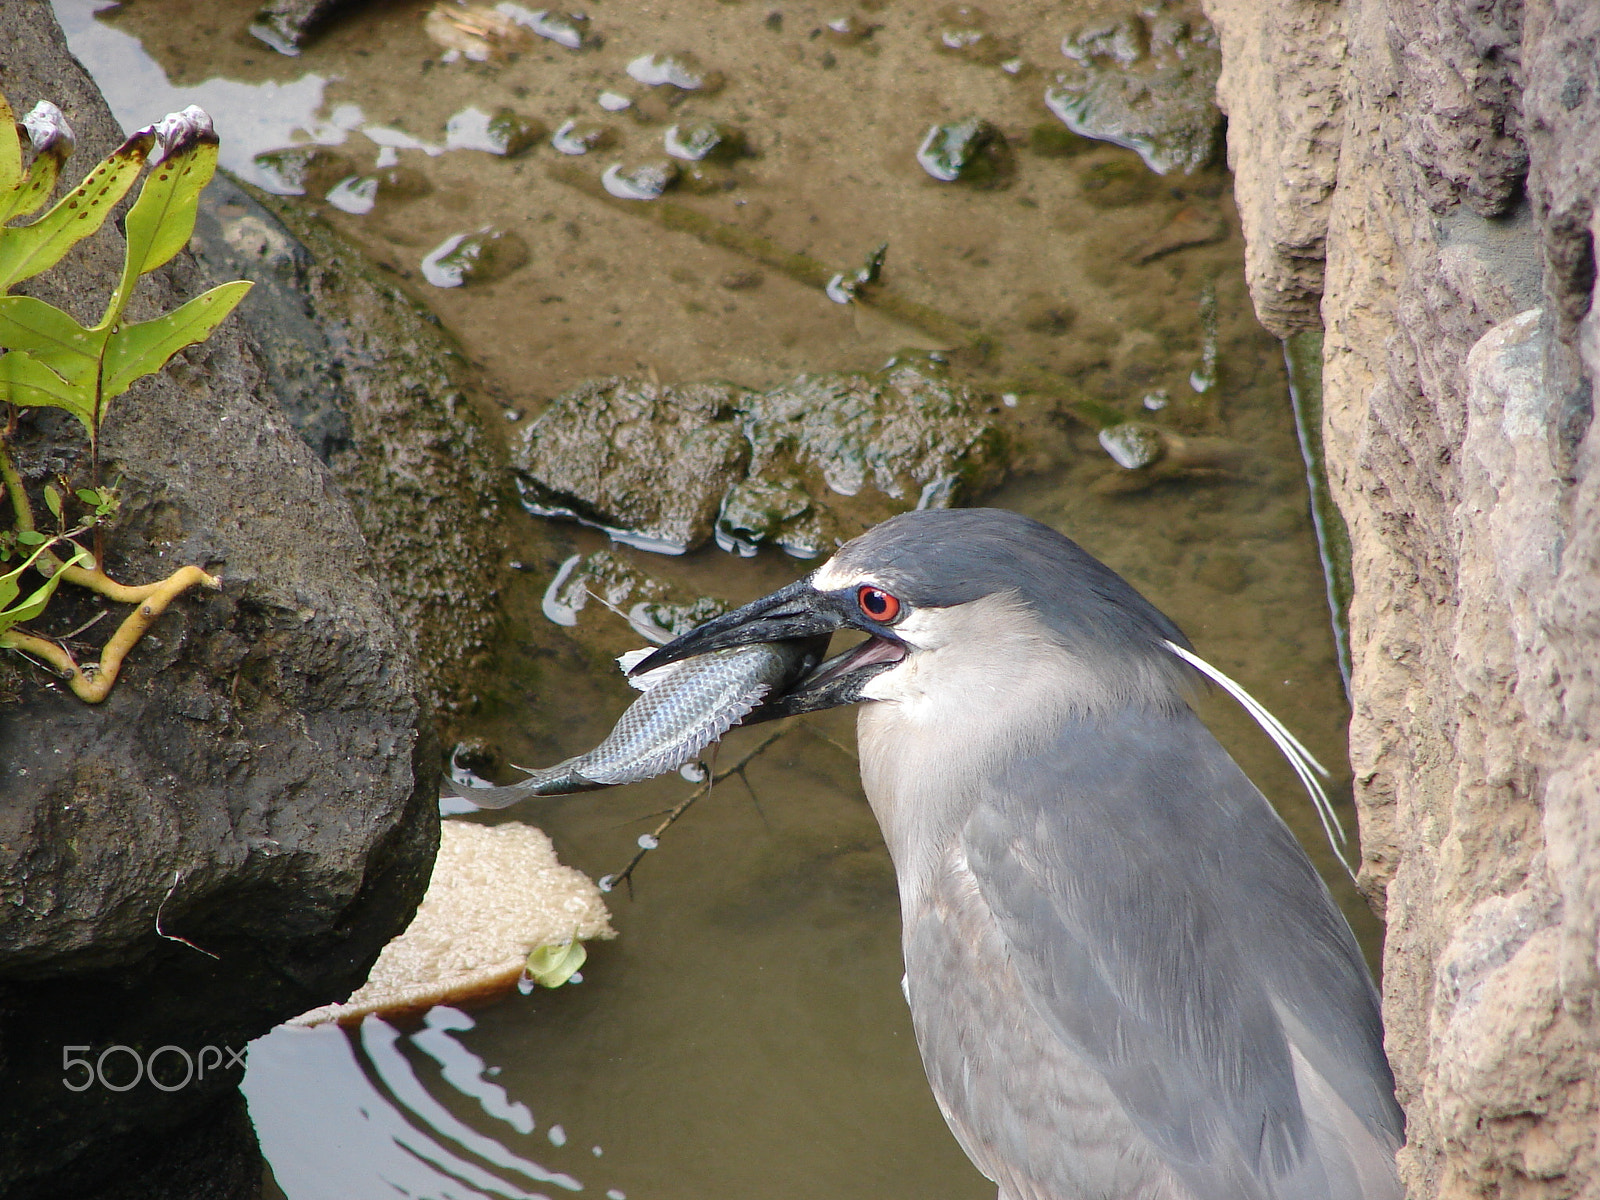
57, 1, 1370, 1196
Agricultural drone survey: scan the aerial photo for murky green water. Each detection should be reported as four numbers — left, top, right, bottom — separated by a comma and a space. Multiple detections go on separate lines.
57, 1, 1370, 1196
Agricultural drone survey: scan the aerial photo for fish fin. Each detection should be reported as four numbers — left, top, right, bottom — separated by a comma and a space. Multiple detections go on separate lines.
617, 647, 691, 693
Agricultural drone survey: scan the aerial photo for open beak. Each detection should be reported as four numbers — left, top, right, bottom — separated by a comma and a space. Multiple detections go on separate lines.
629, 576, 907, 721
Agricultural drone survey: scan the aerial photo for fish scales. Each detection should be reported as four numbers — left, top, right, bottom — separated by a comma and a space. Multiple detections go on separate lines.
456, 643, 805, 808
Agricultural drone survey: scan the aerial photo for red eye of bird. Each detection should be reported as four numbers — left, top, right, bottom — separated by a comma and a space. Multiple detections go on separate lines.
857, 585, 901, 623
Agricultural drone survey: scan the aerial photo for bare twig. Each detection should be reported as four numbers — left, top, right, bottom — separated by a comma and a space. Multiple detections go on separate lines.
800, 720, 859, 762
603, 725, 790, 894
60, 608, 111, 640
155, 870, 219, 959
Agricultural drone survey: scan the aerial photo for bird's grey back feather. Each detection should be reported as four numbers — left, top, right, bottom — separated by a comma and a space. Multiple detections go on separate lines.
869, 703, 1402, 1200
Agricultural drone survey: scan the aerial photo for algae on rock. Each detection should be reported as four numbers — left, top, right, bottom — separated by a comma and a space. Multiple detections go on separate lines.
513, 359, 1008, 559
515, 377, 752, 554
1047, 1, 1222, 175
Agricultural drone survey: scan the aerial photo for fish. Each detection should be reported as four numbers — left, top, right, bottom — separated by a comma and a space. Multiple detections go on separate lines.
453, 640, 816, 808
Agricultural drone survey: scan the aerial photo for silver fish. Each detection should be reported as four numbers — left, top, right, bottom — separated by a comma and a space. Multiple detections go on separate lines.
456, 641, 810, 808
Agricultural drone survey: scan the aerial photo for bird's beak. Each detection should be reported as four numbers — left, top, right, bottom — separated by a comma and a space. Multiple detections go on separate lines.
629, 577, 906, 721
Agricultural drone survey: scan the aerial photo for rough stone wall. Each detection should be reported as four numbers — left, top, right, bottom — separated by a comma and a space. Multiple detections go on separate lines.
1203, 1, 1600, 1198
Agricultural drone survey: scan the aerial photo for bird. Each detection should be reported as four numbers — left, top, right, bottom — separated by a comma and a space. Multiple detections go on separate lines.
632, 507, 1404, 1200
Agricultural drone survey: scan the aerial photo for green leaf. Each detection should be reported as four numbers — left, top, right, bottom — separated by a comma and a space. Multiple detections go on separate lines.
0, 349, 94, 436
75, 487, 101, 506
0, 93, 19, 200
15, 529, 46, 545
0, 151, 66, 226
100, 280, 251, 403
0, 541, 92, 634
103, 136, 219, 327
43, 483, 61, 520
0, 128, 154, 291
0, 294, 101, 384
523, 939, 588, 988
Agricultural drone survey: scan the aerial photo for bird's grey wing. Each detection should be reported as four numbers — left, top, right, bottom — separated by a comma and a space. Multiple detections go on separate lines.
937, 705, 1401, 1200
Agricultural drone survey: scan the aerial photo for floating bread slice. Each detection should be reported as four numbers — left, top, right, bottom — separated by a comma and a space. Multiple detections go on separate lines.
290, 821, 615, 1027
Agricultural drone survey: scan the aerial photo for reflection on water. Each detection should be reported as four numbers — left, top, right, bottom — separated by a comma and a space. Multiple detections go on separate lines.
52, 0, 356, 189
245, 1010, 601, 1199
55, 0, 1371, 1196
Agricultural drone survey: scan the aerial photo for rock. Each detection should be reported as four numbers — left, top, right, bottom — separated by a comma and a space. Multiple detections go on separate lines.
250, 144, 357, 196
1097, 421, 1165, 469
538, 548, 727, 637
1203, 0, 1600, 1194
550, 118, 616, 156
824, 14, 877, 46
189, 175, 507, 716
625, 51, 725, 93
444, 106, 546, 157
249, 0, 365, 54
601, 159, 679, 200
422, 2, 533, 61
1027, 122, 1094, 158
513, 7, 588, 50
915, 118, 1013, 186
1046, 0, 1222, 175
324, 164, 432, 215
0, 7, 437, 1196
726, 361, 1008, 556
514, 378, 752, 554
289, 822, 614, 1026
1202, 0, 1344, 336
932, 3, 1015, 65
513, 361, 1007, 559
663, 120, 747, 163
420, 226, 530, 287
1076, 157, 1162, 209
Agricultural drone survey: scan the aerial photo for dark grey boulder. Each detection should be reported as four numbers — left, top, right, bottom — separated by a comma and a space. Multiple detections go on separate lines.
0, 4, 438, 1196
189, 176, 508, 717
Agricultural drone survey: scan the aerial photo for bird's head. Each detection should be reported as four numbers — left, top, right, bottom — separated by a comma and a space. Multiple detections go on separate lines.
631, 508, 1201, 723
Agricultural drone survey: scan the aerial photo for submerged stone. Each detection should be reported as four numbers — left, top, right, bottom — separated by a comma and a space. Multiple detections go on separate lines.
514, 361, 1007, 558
626, 51, 725, 92
499, 5, 589, 49
551, 118, 616, 155
1098, 421, 1165, 469
539, 549, 728, 635
932, 3, 1014, 64
325, 164, 432, 215
250, 0, 362, 54
602, 159, 679, 200
514, 378, 752, 553
1078, 157, 1162, 208
663, 120, 746, 163
446, 105, 546, 156
252, 145, 357, 196
824, 14, 877, 45
423, 2, 534, 60
421, 226, 530, 287
916, 118, 1012, 186
721, 359, 1008, 556
1045, 0, 1221, 175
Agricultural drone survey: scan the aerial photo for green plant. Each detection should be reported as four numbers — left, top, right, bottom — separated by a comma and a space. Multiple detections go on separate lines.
0, 94, 252, 701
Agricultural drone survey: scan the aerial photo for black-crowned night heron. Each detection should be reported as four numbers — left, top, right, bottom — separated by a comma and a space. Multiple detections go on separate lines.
636, 508, 1403, 1200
